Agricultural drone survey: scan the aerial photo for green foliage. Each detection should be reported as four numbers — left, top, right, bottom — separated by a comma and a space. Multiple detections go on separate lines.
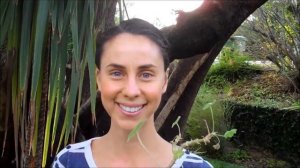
185, 97, 237, 156
172, 145, 184, 160
265, 158, 289, 168
127, 120, 145, 142
225, 71, 297, 109
221, 149, 250, 162
0, 0, 114, 167
223, 129, 237, 139
225, 101, 300, 157
206, 47, 262, 88
203, 100, 216, 110
239, 0, 300, 91
186, 84, 227, 140
205, 158, 244, 168
202, 46, 294, 109
187, 44, 298, 165
282, 101, 300, 110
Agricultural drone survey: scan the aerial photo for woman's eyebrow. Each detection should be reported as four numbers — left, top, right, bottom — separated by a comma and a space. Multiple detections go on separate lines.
105, 63, 125, 69
138, 64, 157, 70
105, 63, 157, 69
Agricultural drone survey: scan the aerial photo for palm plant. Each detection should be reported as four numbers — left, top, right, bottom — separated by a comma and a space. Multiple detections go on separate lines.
0, 0, 117, 167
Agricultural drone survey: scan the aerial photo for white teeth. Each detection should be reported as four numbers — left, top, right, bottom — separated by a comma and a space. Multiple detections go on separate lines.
119, 104, 143, 113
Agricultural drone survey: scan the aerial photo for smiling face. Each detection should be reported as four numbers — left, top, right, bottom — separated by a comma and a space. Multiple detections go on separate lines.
96, 33, 168, 131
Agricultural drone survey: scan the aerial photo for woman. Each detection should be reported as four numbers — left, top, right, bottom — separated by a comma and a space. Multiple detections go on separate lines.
53, 18, 213, 168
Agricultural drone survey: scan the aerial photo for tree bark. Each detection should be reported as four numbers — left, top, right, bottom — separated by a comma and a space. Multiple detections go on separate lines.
154, 53, 209, 131
157, 40, 227, 141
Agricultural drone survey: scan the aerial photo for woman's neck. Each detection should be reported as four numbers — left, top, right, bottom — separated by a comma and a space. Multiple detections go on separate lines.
105, 119, 161, 154
92, 118, 174, 167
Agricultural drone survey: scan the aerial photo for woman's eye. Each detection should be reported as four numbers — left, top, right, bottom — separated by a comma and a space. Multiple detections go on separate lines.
110, 71, 122, 78
141, 72, 153, 79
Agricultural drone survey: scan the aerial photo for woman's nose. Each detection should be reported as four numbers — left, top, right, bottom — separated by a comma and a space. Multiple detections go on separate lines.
123, 77, 141, 98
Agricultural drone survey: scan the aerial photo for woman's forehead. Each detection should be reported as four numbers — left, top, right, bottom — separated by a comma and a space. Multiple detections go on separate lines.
101, 33, 164, 67
104, 33, 158, 50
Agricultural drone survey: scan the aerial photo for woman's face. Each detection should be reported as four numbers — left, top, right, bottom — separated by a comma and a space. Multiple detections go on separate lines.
96, 33, 168, 131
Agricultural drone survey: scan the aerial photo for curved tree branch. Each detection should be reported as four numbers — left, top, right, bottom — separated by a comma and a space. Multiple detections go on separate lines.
163, 0, 267, 61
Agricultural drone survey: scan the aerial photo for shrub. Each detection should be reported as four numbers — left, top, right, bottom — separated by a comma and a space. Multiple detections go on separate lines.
205, 47, 262, 88
224, 101, 300, 164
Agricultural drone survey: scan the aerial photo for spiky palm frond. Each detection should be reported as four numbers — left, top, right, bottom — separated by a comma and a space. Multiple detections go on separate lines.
0, 0, 116, 167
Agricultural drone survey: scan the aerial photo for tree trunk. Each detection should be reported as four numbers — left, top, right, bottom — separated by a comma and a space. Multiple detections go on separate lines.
154, 53, 209, 131
157, 40, 227, 141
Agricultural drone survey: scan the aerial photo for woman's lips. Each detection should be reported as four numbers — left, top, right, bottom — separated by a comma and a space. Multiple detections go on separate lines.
117, 103, 145, 116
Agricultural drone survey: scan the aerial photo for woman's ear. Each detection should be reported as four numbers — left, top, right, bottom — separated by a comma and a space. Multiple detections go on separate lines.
96, 68, 101, 92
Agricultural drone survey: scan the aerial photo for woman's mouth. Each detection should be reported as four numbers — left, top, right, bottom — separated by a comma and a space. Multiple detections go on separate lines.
119, 104, 143, 113
118, 103, 145, 115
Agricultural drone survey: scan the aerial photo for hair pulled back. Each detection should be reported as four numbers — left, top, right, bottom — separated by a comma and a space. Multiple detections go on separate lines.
95, 18, 170, 70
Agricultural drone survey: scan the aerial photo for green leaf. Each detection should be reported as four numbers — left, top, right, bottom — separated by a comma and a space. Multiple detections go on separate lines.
172, 145, 184, 160
19, 0, 33, 92
42, 34, 59, 167
51, 69, 65, 152
86, 31, 96, 123
172, 116, 181, 128
224, 129, 237, 139
78, 1, 88, 45
0, 0, 9, 24
7, 3, 19, 51
88, 0, 94, 30
71, 0, 83, 141
57, 0, 64, 38
62, 0, 72, 35
30, 0, 49, 99
48, 35, 59, 96
0, 2, 14, 46
42, 88, 56, 166
70, 1, 79, 63
202, 100, 216, 110
86, 0, 96, 124
73, 56, 87, 141
51, 31, 67, 154
28, 2, 49, 156
127, 120, 145, 142
63, 1, 80, 145
64, 60, 80, 144
32, 67, 43, 156
50, 0, 57, 33
11, 55, 20, 168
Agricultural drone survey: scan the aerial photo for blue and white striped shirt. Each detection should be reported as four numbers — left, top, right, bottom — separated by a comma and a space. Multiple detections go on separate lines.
52, 138, 213, 168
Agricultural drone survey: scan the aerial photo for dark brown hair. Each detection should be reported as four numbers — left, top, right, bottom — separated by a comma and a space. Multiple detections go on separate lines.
95, 18, 170, 71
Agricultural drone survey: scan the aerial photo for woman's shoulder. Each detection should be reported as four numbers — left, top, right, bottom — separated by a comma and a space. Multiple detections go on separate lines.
172, 149, 213, 168
52, 138, 98, 168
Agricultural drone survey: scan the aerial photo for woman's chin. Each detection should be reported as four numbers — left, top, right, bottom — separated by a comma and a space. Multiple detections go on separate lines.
117, 120, 141, 131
